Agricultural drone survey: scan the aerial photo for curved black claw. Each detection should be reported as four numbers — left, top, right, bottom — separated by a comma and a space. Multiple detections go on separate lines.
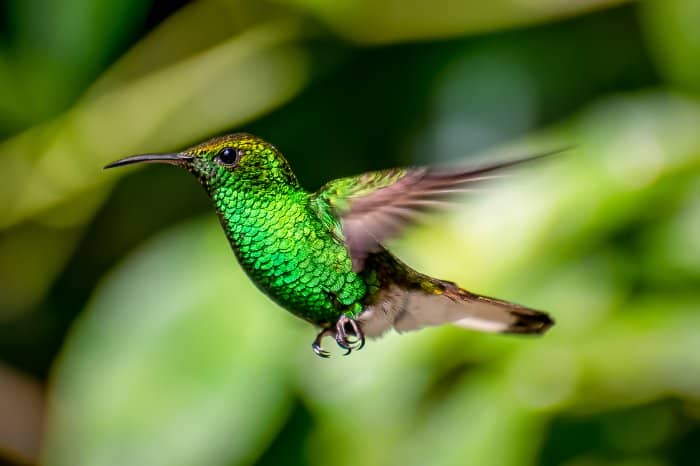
312, 342, 330, 358
312, 329, 332, 359
355, 334, 366, 351
334, 333, 352, 356
348, 318, 366, 350
335, 315, 365, 356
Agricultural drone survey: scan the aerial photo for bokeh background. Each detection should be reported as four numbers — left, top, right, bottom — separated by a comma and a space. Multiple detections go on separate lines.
1, 0, 699, 465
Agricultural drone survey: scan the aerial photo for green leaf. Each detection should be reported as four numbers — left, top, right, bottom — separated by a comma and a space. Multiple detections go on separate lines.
3, 0, 154, 124
0, 19, 308, 228
278, 0, 633, 44
642, 0, 700, 93
396, 374, 548, 466
43, 218, 299, 466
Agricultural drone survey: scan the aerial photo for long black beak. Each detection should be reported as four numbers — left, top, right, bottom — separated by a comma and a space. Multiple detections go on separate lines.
104, 153, 192, 169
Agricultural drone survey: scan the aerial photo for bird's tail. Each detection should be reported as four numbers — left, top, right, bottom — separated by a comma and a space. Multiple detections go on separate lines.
396, 280, 553, 334
358, 252, 554, 338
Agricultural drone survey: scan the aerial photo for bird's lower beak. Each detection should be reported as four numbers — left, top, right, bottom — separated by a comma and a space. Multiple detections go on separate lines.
104, 153, 192, 169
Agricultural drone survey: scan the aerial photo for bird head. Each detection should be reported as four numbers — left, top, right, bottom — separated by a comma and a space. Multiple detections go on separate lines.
105, 133, 299, 192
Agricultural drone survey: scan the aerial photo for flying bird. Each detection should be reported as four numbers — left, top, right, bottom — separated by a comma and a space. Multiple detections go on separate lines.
106, 133, 555, 357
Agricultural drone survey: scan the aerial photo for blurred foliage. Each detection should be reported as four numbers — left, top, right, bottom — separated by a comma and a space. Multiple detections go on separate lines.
277, 0, 633, 43
0, 0, 699, 465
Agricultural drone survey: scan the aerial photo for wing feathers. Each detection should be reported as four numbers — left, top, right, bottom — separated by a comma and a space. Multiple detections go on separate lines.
313, 148, 564, 271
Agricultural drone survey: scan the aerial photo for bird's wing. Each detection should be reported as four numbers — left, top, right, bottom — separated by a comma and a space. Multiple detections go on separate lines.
311, 150, 560, 272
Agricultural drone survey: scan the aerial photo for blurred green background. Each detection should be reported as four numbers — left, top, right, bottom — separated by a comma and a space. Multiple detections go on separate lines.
1, 0, 699, 465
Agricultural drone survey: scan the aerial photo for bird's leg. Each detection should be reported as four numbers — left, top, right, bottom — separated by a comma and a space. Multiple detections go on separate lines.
311, 316, 365, 358
335, 315, 365, 355
312, 328, 333, 358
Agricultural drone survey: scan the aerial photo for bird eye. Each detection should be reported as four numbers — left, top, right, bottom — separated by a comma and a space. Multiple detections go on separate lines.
217, 147, 240, 166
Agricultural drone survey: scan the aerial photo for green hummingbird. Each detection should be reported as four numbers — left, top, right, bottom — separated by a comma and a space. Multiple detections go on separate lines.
105, 133, 554, 357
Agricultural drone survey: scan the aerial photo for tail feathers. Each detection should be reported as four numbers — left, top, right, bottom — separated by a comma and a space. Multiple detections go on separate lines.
448, 291, 554, 335
358, 281, 554, 338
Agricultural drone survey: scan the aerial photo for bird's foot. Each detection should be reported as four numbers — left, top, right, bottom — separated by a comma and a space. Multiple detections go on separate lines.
335, 315, 365, 355
312, 329, 333, 358
311, 316, 365, 358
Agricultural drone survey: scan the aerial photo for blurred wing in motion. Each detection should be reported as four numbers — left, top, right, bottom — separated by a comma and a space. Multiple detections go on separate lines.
312, 149, 562, 271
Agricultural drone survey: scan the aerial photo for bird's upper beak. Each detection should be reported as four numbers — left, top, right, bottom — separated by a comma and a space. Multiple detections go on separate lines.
104, 153, 192, 169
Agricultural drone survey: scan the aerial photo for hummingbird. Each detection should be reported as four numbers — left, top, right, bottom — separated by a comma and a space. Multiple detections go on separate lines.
105, 133, 554, 357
